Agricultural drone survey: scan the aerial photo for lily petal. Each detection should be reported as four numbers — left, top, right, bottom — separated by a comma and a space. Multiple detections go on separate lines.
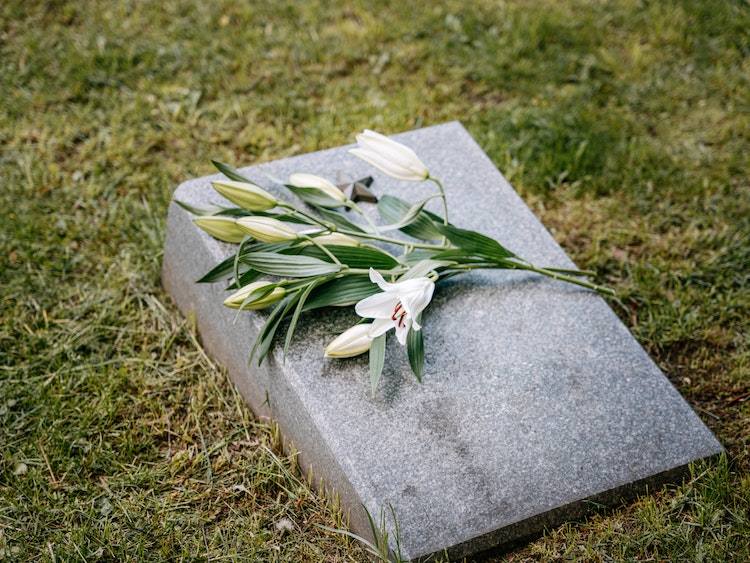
355, 291, 399, 319
394, 317, 412, 345
368, 268, 396, 292
369, 317, 395, 338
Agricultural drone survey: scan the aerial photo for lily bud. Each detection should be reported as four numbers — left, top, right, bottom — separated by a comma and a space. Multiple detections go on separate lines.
236, 217, 298, 242
211, 180, 277, 211
311, 233, 360, 247
193, 216, 246, 243
349, 129, 429, 182
324, 323, 373, 358
224, 281, 286, 310
288, 173, 347, 202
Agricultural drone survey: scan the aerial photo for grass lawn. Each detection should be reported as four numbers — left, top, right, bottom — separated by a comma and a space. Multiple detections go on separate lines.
2, 0, 748, 560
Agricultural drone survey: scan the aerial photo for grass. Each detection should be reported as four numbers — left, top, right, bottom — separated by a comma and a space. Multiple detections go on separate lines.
1, 0, 748, 560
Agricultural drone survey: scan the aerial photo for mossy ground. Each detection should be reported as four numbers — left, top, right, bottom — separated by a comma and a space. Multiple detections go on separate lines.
1, 1, 748, 560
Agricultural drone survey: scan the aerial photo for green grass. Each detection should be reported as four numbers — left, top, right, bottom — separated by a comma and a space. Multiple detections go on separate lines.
1, 0, 748, 560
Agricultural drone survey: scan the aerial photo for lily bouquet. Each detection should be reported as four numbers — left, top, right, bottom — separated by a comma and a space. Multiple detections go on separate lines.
181, 130, 614, 391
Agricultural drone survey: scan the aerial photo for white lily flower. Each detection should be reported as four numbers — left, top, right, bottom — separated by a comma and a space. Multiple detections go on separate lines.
324, 323, 373, 358
193, 216, 246, 243
349, 129, 429, 182
288, 173, 346, 202
236, 216, 298, 242
354, 268, 434, 345
211, 180, 277, 211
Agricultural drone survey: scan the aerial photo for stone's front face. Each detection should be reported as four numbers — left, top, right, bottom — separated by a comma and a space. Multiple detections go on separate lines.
162, 122, 722, 561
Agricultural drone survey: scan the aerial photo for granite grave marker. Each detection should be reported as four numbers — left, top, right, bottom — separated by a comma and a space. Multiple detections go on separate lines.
162, 122, 722, 561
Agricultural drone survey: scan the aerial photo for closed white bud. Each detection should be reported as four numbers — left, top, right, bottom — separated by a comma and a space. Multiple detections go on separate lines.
193, 216, 246, 243
211, 180, 277, 211
288, 173, 346, 202
349, 129, 429, 182
311, 233, 360, 247
236, 217, 298, 242
324, 323, 373, 358
224, 281, 286, 310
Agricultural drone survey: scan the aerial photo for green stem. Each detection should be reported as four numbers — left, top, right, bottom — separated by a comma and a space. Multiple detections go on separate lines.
442, 262, 614, 296
348, 201, 380, 234
522, 265, 615, 296
427, 176, 449, 225
543, 267, 597, 277
337, 228, 449, 250
300, 235, 341, 265
278, 202, 333, 230
344, 267, 408, 276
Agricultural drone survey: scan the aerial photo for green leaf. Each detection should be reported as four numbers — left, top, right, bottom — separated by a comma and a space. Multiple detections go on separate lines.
241, 252, 341, 277
230, 268, 263, 289
302, 275, 379, 310
378, 195, 443, 240
212, 160, 253, 183
174, 199, 227, 217
299, 244, 399, 270
316, 207, 365, 232
435, 223, 516, 261
376, 196, 439, 234
213, 207, 253, 217
197, 255, 239, 283
234, 236, 253, 285
283, 280, 319, 358
369, 334, 386, 393
406, 322, 424, 382
215, 208, 312, 224
286, 185, 346, 209
252, 292, 300, 365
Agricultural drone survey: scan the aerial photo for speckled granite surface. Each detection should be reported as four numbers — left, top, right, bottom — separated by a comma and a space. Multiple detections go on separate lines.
162, 122, 722, 561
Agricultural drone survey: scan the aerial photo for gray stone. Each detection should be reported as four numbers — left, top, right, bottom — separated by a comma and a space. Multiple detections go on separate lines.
162, 122, 722, 561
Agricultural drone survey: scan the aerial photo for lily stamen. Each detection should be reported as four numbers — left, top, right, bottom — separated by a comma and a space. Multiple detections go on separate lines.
391, 303, 403, 320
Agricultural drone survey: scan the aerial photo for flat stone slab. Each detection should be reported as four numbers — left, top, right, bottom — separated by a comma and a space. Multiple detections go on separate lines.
162, 122, 722, 561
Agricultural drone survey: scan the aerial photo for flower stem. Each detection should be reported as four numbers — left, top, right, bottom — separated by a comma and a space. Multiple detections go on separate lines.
427, 176, 449, 225
337, 228, 448, 250
521, 265, 615, 296
300, 235, 342, 265
278, 202, 334, 230
348, 201, 380, 234
443, 262, 614, 296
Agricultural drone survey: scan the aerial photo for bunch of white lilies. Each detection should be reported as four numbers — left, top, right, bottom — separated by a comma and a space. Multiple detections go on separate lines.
182, 130, 613, 390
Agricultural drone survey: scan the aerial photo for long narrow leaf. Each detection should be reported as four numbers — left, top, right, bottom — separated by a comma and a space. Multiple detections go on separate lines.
241, 252, 341, 277
198, 254, 238, 283
406, 322, 424, 382
212, 160, 253, 183
436, 223, 516, 261
299, 244, 399, 270
174, 199, 227, 217
302, 275, 379, 310
252, 292, 301, 365
286, 185, 346, 209
283, 280, 320, 358
316, 207, 365, 233
375, 196, 439, 234
369, 334, 387, 393
378, 195, 443, 240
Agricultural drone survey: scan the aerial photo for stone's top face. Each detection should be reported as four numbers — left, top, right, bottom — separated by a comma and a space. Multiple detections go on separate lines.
172, 122, 722, 560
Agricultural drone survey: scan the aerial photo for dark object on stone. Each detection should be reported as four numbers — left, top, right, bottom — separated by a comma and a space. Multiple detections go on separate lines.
337, 176, 377, 204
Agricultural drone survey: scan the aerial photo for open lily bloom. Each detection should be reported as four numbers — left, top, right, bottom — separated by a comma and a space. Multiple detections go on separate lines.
355, 268, 435, 345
